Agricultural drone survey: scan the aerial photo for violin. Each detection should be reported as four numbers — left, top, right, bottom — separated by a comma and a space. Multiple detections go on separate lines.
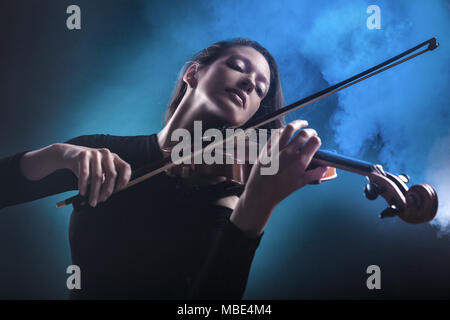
57, 38, 439, 224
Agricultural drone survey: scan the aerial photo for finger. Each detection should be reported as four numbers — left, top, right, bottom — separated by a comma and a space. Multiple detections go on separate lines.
260, 121, 307, 161
278, 120, 309, 149
77, 152, 90, 196
98, 151, 117, 203
286, 128, 318, 154
114, 157, 132, 191
298, 135, 322, 171
89, 153, 103, 207
260, 129, 279, 160
304, 166, 329, 185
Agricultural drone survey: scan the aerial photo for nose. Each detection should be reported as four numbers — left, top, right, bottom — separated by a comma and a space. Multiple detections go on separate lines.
238, 75, 256, 94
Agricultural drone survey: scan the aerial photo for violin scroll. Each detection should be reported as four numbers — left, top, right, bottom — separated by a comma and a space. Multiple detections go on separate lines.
398, 184, 438, 224
368, 169, 438, 224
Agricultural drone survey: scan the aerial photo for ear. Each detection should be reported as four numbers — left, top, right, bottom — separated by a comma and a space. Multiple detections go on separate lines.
183, 63, 200, 88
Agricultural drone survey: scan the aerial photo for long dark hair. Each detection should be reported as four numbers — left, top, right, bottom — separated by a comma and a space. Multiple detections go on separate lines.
164, 38, 285, 130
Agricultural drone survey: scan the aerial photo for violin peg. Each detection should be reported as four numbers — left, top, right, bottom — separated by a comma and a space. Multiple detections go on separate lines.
379, 205, 399, 219
364, 183, 379, 200
398, 174, 410, 183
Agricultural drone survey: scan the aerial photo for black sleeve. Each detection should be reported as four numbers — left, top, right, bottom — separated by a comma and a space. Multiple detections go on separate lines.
0, 149, 78, 210
188, 208, 264, 300
0, 134, 155, 210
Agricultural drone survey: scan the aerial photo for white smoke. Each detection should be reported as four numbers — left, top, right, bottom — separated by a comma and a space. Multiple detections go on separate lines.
426, 132, 450, 236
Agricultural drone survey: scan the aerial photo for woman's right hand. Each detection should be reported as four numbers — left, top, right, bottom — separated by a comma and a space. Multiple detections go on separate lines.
58, 144, 132, 207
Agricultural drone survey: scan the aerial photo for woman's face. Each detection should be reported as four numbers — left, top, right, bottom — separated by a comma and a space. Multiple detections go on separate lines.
191, 46, 271, 127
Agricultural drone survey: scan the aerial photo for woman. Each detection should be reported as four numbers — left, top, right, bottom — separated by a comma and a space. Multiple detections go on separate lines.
0, 38, 329, 299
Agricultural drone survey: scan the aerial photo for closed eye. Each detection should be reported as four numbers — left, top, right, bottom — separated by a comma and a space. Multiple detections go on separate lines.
256, 87, 264, 97
228, 60, 265, 97
231, 63, 244, 72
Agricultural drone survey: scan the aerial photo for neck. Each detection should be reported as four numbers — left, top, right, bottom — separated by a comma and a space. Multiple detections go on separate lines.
156, 90, 226, 152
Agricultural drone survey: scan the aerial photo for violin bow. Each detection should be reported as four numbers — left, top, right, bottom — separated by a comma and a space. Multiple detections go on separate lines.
56, 37, 439, 212
239, 37, 439, 130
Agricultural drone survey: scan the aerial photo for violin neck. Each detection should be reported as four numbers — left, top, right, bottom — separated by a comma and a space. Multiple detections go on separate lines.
312, 149, 379, 176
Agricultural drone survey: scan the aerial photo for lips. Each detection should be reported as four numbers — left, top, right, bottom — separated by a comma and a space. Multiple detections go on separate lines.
226, 88, 246, 108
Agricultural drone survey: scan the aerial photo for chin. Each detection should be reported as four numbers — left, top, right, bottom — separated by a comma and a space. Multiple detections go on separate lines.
214, 95, 246, 127
198, 97, 237, 128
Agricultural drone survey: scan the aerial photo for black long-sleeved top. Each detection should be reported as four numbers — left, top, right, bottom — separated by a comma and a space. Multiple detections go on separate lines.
0, 133, 263, 299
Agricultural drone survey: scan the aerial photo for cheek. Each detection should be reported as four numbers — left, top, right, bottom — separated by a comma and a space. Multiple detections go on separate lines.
201, 66, 231, 91
247, 97, 262, 117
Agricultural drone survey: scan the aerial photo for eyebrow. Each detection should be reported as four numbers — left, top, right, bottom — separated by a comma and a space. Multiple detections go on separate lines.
228, 54, 270, 89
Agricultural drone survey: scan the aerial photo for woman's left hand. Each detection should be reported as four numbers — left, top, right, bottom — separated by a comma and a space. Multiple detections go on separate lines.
230, 119, 329, 237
